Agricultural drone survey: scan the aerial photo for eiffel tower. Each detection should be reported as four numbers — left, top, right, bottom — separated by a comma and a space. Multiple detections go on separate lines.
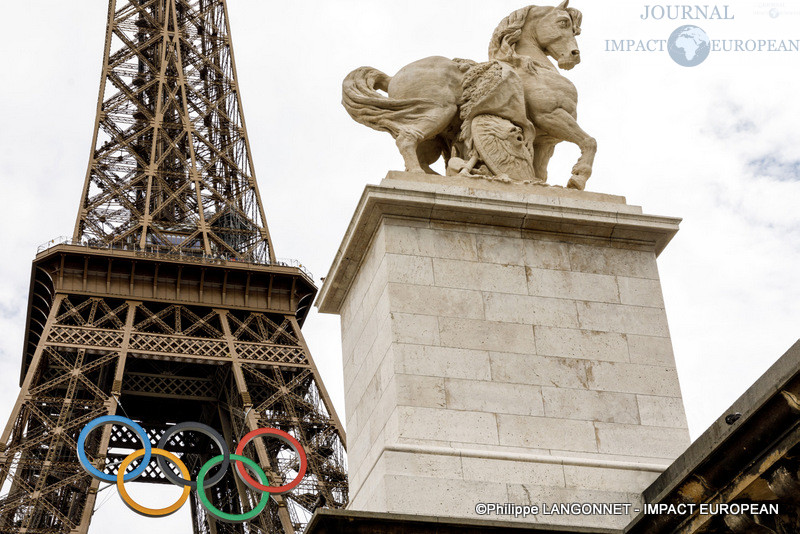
0, 1, 347, 533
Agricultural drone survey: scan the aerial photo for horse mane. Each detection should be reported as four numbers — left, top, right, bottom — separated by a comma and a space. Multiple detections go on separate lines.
569, 8, 583, 35
488, 4, 583, 72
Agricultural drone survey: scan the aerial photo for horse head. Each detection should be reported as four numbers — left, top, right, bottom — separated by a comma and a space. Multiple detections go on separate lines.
489, 1, 583, 71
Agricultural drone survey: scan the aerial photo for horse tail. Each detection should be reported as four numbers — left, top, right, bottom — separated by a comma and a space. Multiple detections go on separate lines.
342, 67, 440, 139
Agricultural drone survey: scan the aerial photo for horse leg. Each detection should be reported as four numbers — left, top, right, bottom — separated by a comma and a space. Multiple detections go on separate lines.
534, 109, 597, 190
533, 140, 557, 183
416, 137, 448, 175
396, 105, 457, 174
396, 132, 425, 173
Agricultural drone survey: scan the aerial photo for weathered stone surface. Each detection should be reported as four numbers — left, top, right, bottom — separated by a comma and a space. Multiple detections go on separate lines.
617, 276, 665, 307
636, 395, 689, 428
388, 283, 485, 320
460, 455, 566, 487
317, 174, 688, 530
568, 243, 660, 279
587, 361, 683, 397
594, 423, 690, 459
445, 379, 545, 416
439, 317, 536, 353
490, 352, 589, 389
542, 387, 640, 424
627, 334, 676, 366
434, 258, 528, 294
398, 406, 500, 445
386, 254, 435, 286
394, 344, 492, 381
563, 463, 660, 491
535, 326, 629, 362
497, 414, 598, 453
577, 301, 670, 337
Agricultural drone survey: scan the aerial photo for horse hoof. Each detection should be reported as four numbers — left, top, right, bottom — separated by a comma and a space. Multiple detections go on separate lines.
567, 176, 587, 190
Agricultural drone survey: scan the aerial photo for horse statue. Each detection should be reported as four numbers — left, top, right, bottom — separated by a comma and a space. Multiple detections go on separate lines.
342, 1, 596, 190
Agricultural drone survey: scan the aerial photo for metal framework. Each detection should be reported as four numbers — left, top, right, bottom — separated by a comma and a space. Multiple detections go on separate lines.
74, 0, 274, 263
0, 1, 347, 533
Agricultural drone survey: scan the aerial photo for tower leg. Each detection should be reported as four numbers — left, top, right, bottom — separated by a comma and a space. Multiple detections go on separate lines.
3, 252, 348, 533
0, 297, 132, 532
219, 310, 296, 533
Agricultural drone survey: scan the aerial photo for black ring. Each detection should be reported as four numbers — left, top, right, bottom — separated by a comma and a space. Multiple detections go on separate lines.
156, 422, 230, 489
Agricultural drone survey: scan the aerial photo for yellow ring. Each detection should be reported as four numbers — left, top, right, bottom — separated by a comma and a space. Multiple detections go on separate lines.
116, 448, 191, 517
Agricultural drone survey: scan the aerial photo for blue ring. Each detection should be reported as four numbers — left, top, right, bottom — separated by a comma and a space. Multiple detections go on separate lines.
78, 415, 152, 482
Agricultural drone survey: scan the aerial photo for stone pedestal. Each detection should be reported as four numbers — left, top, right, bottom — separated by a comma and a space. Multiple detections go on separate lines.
317, 172, 690, 530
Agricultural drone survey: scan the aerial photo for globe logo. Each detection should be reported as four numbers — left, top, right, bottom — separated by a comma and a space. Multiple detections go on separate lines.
667, 25, 711, 67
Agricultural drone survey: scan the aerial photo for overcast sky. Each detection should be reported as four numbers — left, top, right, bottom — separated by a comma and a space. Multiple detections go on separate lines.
1, 1, 799, 531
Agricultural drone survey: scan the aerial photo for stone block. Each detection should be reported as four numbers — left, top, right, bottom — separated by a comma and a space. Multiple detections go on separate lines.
394, 344, 492, 381
396, 373, 446, 409
542, 387, 639, 424
627, 334, 676, 366
387, 283, 484, 320
347, 346, 395, 429
563, 463, 660, 491
397, 406, 499, 446
433, 258, 527, 294
348, 466, 387, 511
617, 276, 665, 308
577, 301, 670, 337
476, 234, 525, 265
390, 312, 440, 345
384, 224, 478, 261
346, 289, 388, 366
382, 449, 465, 480
637, 395, 689, 428
535, 326, 629, 362
344, 330, 391, 411
497, 414, 597, 453
385, 253, 435, 285
594, 422, 690, 459
490, 352, 589, 390
587, 361, 683, 397
343, 313, 392, 402
432, 220, 524, 238
438, 317, 535, 353
483, 292, 579, 328
526, 268, 620, 304
523, 237, 572, 270
461, 455, 565, 487
569, 243, 659, 279
445, 379, 544, 416
384, 475, 509, 517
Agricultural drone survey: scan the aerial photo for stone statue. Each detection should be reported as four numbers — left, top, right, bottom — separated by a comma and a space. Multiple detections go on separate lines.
342, 1, 595, 190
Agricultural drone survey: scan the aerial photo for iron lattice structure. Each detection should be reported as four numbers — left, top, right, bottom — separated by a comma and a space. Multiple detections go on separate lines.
74, 0, 274, 263
0, 1, 348, 533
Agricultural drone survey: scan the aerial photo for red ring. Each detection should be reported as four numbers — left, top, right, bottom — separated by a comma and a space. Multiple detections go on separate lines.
234, 428, 307, 494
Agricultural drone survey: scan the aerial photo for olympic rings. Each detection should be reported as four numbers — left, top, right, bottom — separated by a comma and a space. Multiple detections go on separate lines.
235, 428, 307, 495
197, 454, 270, 523
77, 416, 308, 523
118, 448, 191, 517
156, 422, 229, 489
78, 415, 151, 483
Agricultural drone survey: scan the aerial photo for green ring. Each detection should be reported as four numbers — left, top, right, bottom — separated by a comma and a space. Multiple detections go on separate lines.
197, 454, 270, 523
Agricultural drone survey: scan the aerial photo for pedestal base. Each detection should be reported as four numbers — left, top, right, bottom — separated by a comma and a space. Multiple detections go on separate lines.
318, 172, 690, 530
